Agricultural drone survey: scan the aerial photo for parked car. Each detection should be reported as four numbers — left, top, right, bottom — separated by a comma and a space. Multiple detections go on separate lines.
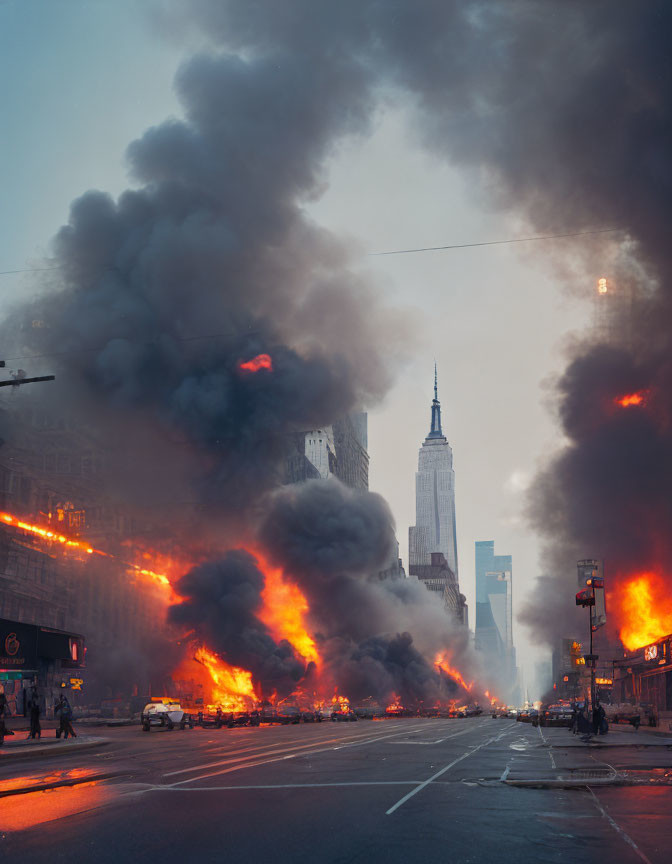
276, 705, 302, 725
141, 699, 194, 732
331, 709, 358, 721
353, 705, 385, 719
227, 710, 261, 727
300, 709, 322, 722
518, 708, 539, 724
541, 703, 574, 728
197, 708, 226, 728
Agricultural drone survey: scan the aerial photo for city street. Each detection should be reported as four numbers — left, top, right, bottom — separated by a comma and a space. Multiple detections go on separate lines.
2, 717, 671, 863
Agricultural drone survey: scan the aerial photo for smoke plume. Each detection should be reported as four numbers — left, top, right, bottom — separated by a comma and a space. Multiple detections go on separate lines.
154, 0, 672, 648
5, 0, 668, 691
256, 479, 474, 704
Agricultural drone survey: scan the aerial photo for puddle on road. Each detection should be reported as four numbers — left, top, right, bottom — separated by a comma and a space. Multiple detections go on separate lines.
0, 767, 98, 795
0, 781, 115, 832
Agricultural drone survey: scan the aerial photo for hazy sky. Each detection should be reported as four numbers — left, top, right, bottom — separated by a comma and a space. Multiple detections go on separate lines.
1, 0, 600, 690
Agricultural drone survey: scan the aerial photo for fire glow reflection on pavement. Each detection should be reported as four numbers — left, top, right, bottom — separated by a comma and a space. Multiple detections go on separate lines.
0, 782, 113, 832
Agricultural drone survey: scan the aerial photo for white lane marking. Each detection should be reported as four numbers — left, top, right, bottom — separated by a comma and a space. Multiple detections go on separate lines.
163, 737, 337, 774
166, 724, 433, 785
390, 727, 479, 746
330, 724, 433, 751
163, 723, 412, 777
537, 723, 556, 768
153, 780, 422, 792
587, 787, 653, 864
385, 723, 518, 815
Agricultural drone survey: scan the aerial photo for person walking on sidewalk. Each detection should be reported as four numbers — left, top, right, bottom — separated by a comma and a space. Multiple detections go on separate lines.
55, 694, 77, 739
28, 693, 41, 739
592, 702, 606, 736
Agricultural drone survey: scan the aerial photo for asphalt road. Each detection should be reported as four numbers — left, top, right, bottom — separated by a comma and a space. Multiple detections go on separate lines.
1, 717, 671, 863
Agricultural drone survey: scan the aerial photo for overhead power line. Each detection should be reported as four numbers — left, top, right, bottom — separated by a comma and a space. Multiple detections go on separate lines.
0, 266, 61, 276
0, 226, 625, 277
369, 226, 625, 256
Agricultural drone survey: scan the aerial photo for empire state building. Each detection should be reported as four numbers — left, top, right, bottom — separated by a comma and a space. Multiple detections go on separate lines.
408, 369, 459, 578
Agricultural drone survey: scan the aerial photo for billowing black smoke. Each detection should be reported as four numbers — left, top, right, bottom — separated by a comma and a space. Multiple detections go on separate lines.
153, 1, 672, 648
2, 33, 401, 523
7, 0, 668, 689
169, 550, 308, 689
256, 479, 472, 704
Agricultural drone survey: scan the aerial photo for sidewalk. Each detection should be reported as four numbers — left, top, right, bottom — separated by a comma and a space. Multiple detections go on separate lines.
0, 730, 110, 764
540, 725, 672, 747
0, 765, 119, 798
504, 724, 672, 788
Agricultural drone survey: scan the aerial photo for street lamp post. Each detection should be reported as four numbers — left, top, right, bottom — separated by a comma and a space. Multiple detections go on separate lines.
576, 581, 597, 710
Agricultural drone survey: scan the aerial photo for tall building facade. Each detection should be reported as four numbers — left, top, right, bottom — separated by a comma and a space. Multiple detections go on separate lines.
304, 413, 369, 490
408, 370, 458, 577
475, 540, 516, 695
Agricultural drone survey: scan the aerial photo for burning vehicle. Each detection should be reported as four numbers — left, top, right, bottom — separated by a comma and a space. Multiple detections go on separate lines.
227, 710, 261, 728
331, 707, 358, 722
141, 699, 194, 732
276, 705, 302, 725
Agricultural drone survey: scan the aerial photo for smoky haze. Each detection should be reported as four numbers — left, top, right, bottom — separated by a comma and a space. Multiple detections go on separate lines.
2, 0, 669, 692
151, 2, 672, 648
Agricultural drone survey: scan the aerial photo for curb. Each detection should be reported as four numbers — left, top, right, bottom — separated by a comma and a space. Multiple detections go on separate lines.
0, 736, 110, 764
504, 777, 617, 789
0, 770, 120, 799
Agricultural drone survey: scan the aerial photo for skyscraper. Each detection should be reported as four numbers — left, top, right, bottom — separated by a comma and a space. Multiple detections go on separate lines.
303, 413, 369, 490
475, 540, 516, 694
408, 367, 459, 578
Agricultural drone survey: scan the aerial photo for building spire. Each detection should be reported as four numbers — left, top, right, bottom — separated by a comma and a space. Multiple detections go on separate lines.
428, 363, 443, 438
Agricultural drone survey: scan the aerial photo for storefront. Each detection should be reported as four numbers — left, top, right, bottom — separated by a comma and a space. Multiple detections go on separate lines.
618, 634, 672, 714
0, 616, 85, 717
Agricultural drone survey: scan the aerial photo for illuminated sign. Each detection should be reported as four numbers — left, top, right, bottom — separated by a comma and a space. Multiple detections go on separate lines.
69, 678, 83, 691
4, 633, 19, 656
595, 677, 613, 685
644, 644, 659, 662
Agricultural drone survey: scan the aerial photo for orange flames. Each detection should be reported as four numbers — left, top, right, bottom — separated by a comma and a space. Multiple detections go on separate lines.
435, 652, 474, 692
173, 646, 258, 712
618, 573, 672, 651
386, 694, 404, 713
0, 510, 189, 599
1, 511, 96, 554
238, 353, 273, 373
257, 555, 320, 666
615, 390, 648, 408
193, 646, 258, 711
1, 509, 500, 711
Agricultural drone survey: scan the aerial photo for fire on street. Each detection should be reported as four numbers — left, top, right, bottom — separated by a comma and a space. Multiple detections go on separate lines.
2, 718, 672, 863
